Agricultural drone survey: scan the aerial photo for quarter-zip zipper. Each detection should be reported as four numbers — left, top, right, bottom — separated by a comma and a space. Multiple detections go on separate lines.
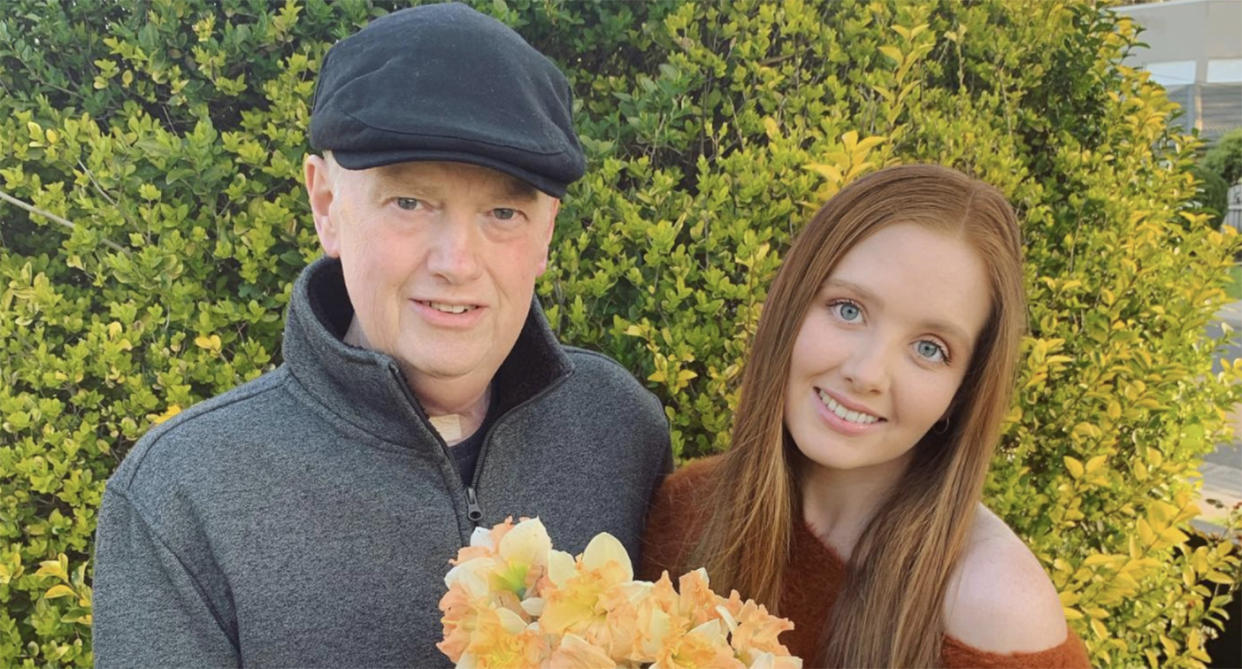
387, 343, 573, 534
466, 368, 572, 516
386, 364, 482, 535
465, 486, 484, 525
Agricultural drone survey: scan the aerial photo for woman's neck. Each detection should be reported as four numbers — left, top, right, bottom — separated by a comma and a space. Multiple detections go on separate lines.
799, 454, 911, 559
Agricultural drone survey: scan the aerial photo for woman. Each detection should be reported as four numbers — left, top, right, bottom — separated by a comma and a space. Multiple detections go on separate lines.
641, 165, 1089, 667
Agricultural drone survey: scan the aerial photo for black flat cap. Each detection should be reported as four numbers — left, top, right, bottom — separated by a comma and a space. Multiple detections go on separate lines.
309, 3, 585, 197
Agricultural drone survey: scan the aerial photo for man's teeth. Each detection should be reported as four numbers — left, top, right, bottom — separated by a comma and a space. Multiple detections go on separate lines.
816, 390, 879, 425
428, 302, 474, 314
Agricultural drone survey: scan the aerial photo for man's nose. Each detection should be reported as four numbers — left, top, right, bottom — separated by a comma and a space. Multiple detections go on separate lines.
426, 213, 483, 283
841, 339, 890, 395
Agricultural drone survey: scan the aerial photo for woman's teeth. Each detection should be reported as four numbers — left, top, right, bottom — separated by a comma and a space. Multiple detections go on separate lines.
817, 390, 880, 425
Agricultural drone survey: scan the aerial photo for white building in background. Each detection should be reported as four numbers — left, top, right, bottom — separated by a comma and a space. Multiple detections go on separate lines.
1116, 0, 1241, 143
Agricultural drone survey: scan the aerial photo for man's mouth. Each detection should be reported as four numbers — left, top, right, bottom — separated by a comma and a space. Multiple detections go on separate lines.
417, 300, 479, 315
816, 389, 883, 425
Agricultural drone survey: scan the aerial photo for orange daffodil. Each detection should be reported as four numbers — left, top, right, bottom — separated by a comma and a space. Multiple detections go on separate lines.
456, 607, 548, 669
715, 592, 800, 669
540, 532, 641, 659
438, 518, 565, 661
437, 518, 802, 669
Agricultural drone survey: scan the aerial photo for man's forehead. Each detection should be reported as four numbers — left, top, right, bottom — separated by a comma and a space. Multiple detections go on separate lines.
366, 161, 542, 202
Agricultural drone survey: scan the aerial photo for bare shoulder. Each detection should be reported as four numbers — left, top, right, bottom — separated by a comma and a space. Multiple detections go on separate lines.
942, 504, 1068, 653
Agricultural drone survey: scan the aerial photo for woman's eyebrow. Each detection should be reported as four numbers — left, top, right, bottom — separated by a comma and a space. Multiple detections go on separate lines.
824, 278, 882, 307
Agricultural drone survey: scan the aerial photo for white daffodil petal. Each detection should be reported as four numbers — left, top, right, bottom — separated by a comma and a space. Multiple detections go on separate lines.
469, 526, 494, 549
748, 652, 776, 669
521, 597, 545, 616
581, 532, 633, 580
444, 557, 494, 595
548, 549, 577, 587
499, 518, 552, 566
688, 618, 724, 639
496, 607, 529, 634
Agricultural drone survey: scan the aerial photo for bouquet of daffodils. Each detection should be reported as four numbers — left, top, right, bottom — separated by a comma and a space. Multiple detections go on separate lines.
438, 517, 801, 669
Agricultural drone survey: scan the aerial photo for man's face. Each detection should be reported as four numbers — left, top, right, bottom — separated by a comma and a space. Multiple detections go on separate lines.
306, 158, 558, 403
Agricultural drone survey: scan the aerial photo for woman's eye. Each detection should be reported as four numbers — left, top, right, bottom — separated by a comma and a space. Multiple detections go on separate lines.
395, 197, 422, 211
492, 207, 519, 221
832, 301, 862, 322
915, 340, 948, 363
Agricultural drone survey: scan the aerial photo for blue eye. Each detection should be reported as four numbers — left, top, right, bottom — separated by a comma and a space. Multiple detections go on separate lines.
492, 207, 518, 221
833, 301, 862, 322
395, 197, 422, 211
915, 340, 948, 363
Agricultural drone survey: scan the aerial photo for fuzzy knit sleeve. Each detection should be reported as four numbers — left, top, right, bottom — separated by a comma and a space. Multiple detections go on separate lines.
940, 627, 1091, 668
639, 457, 721, 582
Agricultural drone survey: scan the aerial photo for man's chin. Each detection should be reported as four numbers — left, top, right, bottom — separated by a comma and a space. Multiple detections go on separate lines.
397, 350, 496, 384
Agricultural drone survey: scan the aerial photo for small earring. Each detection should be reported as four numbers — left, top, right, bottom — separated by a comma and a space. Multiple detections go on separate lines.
932, 417, 951, 435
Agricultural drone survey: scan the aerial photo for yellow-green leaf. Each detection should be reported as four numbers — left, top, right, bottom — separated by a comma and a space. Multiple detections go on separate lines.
805, 163, 843, 183
152, 405, 182, 425
194, 334, 222, 352
1137, 518, 1156, 547
36, 559, 68, 583
43, 585, 75, 600
1204, 570, 1234, 585
762, 116, 780, 140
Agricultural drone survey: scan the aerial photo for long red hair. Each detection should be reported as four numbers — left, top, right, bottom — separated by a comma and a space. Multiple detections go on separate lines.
691, 164, 1026, 667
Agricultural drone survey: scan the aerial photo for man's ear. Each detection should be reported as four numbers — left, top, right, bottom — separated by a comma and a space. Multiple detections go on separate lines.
304, 154, 341, 258
535, 197, 560, 275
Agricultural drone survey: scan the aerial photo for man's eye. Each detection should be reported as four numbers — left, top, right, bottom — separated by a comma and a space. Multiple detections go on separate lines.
395, 197, 422, 211
915, 340, 949, 363
492, 207, 518, 221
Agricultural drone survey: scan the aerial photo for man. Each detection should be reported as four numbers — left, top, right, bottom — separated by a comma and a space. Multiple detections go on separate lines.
92, 4, 671, 666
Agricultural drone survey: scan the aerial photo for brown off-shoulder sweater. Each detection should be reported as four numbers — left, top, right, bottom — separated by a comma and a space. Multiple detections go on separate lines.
639, 458, 1091, 668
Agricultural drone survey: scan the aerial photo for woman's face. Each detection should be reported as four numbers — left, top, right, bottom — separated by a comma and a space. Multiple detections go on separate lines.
783, 223, 992, 478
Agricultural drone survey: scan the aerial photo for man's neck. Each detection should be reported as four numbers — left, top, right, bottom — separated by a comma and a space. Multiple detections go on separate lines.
419, 384, 491, 445
342, 316, 492, 444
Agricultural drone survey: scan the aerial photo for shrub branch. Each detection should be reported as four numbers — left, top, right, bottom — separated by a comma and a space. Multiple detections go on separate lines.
0, 188, 127, 253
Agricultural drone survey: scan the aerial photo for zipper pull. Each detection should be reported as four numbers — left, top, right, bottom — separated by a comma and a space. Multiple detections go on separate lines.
465, 486, 484, 526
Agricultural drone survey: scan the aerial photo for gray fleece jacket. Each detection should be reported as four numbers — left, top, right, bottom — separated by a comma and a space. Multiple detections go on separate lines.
92, 258, 672, 667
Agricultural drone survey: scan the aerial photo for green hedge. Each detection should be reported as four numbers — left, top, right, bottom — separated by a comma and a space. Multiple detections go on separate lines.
1204, 127, 1242, 186
1, 0, 1239, 666
1190, 163, 1230, 224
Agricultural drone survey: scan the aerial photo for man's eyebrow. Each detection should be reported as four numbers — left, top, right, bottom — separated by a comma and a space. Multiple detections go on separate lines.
823, 278, 973, 345
369, 167, 444, 198
493, 175, 540, 202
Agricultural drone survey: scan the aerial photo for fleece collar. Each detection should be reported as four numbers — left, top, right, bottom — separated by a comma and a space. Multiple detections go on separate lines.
281, 257, 574, 447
